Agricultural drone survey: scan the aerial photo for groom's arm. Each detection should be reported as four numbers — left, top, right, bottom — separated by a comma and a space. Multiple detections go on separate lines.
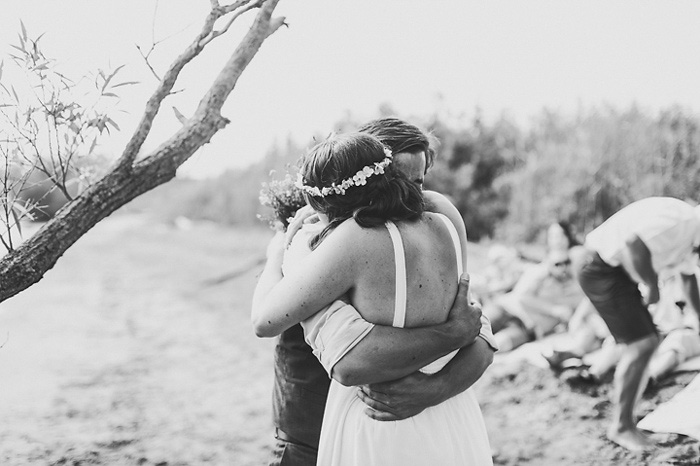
357, 338, 494, 421
343, 311, 496, 421
331, 275, 484, 386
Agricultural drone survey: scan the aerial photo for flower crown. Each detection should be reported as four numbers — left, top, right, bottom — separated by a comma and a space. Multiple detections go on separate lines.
296, 147, 393, 197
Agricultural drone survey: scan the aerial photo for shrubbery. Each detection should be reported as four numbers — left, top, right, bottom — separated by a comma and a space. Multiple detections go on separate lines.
132, 105, 700, 243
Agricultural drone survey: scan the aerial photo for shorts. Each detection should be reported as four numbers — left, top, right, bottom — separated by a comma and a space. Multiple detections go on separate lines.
576, 248, 657, 344
268, 429, 318, 466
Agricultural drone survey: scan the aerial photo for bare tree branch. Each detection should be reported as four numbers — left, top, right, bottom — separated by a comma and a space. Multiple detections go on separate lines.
116, 2, 251, 169
199, 0, 263, 48
0, 0, 284, 303
135, 44, 163, 82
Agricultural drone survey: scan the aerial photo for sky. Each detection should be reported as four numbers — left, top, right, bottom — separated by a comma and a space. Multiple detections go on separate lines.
2, 1, 700, 178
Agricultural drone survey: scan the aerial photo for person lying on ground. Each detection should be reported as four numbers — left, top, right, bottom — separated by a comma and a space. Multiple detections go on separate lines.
483, 248, 587, 351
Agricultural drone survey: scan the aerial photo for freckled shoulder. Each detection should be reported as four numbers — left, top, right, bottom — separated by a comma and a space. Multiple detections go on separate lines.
321, 219, 390, 260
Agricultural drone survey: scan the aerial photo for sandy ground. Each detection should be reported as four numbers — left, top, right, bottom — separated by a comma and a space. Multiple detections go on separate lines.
0, 214, 698, 465
0, 215, 275, 465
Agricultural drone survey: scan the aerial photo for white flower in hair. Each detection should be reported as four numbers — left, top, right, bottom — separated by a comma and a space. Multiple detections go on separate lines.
297, 146, 394, 197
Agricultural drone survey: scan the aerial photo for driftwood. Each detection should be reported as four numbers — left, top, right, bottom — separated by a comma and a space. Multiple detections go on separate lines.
0, 0, 284, 303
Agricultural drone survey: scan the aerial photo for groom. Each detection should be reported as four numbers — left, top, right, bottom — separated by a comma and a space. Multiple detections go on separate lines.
268, 118, 497, 466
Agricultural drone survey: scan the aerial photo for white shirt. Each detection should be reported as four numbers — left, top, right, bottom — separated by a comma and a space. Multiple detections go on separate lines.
585, 197, 700, 274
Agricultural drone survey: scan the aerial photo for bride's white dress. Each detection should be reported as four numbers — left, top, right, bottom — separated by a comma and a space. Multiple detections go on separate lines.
308, 215, 493, 466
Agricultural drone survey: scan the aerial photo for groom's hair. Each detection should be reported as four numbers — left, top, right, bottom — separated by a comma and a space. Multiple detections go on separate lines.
358, 117, 436, 174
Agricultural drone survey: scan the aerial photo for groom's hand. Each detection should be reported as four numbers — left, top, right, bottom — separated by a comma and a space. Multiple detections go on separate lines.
446, 274, 482, 346
357, 371, 438, 421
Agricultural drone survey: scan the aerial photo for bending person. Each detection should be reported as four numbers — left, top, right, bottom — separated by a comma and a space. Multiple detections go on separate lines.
575, 196, 700, 451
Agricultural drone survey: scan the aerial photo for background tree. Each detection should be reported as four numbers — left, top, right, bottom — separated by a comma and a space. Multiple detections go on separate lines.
422, 112, 521, 241
0, 0, 285, 303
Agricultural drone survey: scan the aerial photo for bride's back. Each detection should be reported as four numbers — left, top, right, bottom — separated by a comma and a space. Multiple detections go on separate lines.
297, 132, 460, 329
345, 212, 460, 328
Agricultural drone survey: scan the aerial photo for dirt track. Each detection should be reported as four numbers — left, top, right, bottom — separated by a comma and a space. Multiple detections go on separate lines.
0, 215, 276, 465
0, 214, 698, 465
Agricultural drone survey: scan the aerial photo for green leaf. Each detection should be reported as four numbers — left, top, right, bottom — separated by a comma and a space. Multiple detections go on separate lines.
101, 64, 125, 91
111, 81, 139, 88
88, 137, 98, 155
111, 64, 125, 77
10, 206, 23, 236
102, 92, 118, 98
172, 106, 188, 125
105, 117, 120, 131
9, 44, 25, 55
13, 201, 34, 220
20, 20, 27, 42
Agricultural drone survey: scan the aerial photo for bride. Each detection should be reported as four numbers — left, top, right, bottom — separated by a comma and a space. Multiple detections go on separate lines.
252, 132, 492, 465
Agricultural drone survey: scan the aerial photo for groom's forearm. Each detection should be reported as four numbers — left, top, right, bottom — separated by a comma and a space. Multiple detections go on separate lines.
331, 319, 473, 386
425, 337, 494, 402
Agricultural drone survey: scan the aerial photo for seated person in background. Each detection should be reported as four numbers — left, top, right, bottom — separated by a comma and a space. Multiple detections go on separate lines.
471, 244, 524, 305
483, 248, 587, 351
543, 298, 611, 369
547, 221, 581, 254
517, 220, 581, 263
649, 300, 700, 382
641, 269, 700, 383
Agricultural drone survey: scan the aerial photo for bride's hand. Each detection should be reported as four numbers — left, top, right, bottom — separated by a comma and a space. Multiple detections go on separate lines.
284, 205, 319, 248
446, 274, 482, 345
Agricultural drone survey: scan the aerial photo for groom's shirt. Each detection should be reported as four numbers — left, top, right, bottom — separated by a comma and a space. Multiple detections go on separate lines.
272, 323, 329, 449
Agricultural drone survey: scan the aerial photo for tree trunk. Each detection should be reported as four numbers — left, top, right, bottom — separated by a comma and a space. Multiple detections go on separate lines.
0, 0, 284, 303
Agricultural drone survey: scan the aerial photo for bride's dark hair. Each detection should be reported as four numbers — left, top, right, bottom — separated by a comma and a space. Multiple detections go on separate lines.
299, 133, 425, 249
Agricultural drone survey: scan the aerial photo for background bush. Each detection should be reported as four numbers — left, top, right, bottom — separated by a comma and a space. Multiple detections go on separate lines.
128, 105, 700, 245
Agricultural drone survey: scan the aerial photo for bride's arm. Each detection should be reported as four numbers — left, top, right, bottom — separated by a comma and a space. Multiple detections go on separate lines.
251, 222, 360, 338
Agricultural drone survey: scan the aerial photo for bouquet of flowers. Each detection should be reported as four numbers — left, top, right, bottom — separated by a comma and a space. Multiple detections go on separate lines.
258, 170, 307, 231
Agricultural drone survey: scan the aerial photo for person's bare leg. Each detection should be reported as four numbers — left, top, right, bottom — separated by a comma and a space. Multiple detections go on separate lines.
494, 325, 531, 352
607, 333, 659, 451
588, 339, 623, 379
553, 326, 600, 357
649, 349, 680, 382
483, 303, 509, 334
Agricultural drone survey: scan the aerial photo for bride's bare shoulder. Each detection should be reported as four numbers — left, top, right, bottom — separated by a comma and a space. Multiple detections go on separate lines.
323, 219, 389, 250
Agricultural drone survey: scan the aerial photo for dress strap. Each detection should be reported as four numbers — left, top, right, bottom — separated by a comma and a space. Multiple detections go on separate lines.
436, 213, 463, 276
385, 221, 407, 328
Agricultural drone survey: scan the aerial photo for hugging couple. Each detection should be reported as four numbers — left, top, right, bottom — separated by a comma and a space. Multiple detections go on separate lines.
252, 117, 497, 466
